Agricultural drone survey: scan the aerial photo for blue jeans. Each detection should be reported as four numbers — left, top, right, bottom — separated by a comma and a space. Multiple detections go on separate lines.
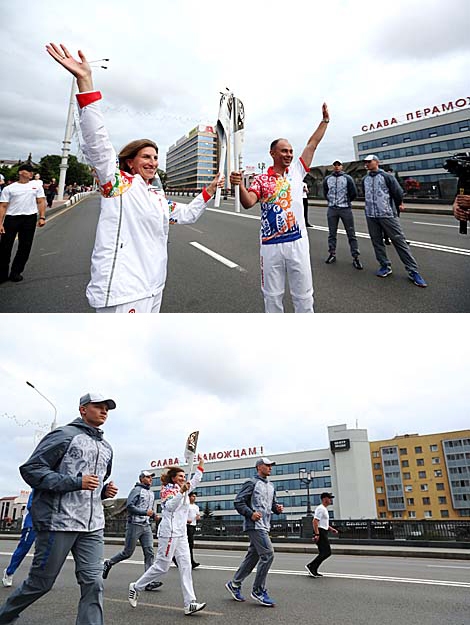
232, 530, 274, 592
6, 528, 36, 576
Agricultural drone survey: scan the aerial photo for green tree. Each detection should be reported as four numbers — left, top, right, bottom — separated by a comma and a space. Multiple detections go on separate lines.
157, 169, 167, 190
39, 155, 61, 183
65, 155, 93, 186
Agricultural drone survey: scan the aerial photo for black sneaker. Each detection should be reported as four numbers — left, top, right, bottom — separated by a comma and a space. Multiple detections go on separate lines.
325, 254, 336, 264
384, 238, 391, 245
102, 560, 112, 579
352, 257, 363, 270
145, 581, 163, 591
9, 273, 23, 282
192, 562, 200, 569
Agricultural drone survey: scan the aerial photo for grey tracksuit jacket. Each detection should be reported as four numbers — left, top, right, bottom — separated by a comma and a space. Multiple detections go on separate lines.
362, 169, 403, 218
323, 172, 357, 208
234, 475, 280, 532
126, 483, 155, 524
20, 417, 113, 532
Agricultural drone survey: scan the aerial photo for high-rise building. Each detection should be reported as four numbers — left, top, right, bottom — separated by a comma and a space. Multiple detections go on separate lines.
370, 429, 470, 520
166, 125, 217, 191
353, 99, 470, 196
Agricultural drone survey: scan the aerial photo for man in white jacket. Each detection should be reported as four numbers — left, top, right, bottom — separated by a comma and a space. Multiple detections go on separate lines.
46, 43, 224, 313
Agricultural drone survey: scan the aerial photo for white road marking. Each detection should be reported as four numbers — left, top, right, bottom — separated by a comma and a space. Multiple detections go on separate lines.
1, 552, 467, 589
189, 241, 245, 271
413, 221, 458, 228
185, 226, 204, 234
105, 597, 223, 616
206, 209, 470, 256
427, 564, 470, 569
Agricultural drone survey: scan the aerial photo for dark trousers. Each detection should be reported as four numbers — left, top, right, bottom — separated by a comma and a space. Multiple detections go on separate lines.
0, 213, 37, 280
187, 524, 196, 565
308, 528, 331, 573
303, 198, 310, 226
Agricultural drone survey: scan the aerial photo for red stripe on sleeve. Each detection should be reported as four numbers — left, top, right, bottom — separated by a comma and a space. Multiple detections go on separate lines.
299, 157, 310, 173
76, 91, 103, 109
202, 188, 211, 202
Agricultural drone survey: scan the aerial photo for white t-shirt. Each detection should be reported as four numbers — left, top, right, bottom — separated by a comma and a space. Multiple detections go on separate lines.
314, 503, 330, 530
187, 503, 200, 526
0, 181, 45, 216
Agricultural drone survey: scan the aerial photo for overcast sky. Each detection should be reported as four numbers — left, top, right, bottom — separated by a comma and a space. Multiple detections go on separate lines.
1, 314, 468, 498
0, 0, 469, 172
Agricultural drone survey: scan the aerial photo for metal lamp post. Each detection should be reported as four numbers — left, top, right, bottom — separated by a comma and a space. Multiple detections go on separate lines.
57, 58, 109, 201
26, 381, 58, 431
299, 468, 314, 516
258, 162, 265, 174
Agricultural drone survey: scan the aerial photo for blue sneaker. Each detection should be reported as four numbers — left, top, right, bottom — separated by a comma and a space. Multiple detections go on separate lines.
376, 266, 392, 278
408, 271, 427, 288
225, 581, 245, 602
250, 588, 276, 606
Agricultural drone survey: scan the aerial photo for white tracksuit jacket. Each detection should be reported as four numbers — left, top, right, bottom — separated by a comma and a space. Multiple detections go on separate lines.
76, 91, 212, 309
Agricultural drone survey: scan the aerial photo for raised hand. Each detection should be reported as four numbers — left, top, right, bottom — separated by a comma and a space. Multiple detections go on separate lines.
46, 43, 94, 92
206, 173, 225, 196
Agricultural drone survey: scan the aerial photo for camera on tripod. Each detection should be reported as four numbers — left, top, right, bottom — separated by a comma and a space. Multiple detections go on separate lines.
443, 152, 470, 235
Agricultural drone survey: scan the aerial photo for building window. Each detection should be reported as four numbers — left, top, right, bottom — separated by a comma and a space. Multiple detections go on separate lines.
379, 512, 387, 519
418, 471, 426, 479
376, 487, 384, 494
420, 484, 429, 491
440, 510, 449, 518
402, 460, 409, 467
372, 451, 380, 458
408, 511, 417, 519
434, 470, 443, 477
417, 458, 425, 466
399, 448, 407, 455
403, 137, 411, 142
415, 446, 423, 454
438, 497, 447, 505
429, 132, 438, 137
403, 472, 411, 480
424, 510, 433, 518
381, 141, 389, 146
405, 485, 413, 492
436, 483, 445, 491
430, 444, 438, 452
392, 511, 402, 518
422, 497, 431, 505
375, 475, 383, 482
378, 499, 386, 507
431, 457, 440, 464
407, 498, 414, 505
374, 463, 381, 470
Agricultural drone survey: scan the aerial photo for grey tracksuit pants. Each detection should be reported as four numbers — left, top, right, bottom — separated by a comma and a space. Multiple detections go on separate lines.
0, 529, 104, 625
232, 529, 274, 592
327, 206, 359, 257
109, 522, 154, 570
366, 215, 419, 272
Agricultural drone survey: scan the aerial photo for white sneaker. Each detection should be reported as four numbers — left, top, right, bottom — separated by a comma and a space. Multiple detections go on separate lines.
128, 582, 139, 608
184, 601, 206, 615
2, 569, 13, 587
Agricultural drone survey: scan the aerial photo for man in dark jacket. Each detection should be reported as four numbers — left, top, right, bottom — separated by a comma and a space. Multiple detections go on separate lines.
323, 160, 362, 269
224, 457, 283, 607
362, 155, 427, 287
0, 392, 118, 625
103, 470, 162, 591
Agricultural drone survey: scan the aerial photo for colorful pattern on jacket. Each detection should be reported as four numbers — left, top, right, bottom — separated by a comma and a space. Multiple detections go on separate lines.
249, 169, 302, 245
100, 164, 133, 198
160, 483, 180, 507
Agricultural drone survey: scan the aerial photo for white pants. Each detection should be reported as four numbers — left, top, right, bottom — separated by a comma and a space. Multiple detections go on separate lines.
133, 535, 196, 607
260, 236, 314, 313
95, 292, 163, 314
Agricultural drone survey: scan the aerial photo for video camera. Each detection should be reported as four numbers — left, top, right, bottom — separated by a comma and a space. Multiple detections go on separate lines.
443, 152, 470, 235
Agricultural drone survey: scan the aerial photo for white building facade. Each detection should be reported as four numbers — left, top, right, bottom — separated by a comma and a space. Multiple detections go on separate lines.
149, 424, 376, 521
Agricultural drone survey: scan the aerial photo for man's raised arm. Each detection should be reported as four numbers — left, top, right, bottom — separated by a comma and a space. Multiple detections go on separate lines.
300, 103, 330, 168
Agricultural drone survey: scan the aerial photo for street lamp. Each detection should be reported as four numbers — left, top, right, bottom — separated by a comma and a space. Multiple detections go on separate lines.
57, 58, 109, 201
258, 162, 265, 174
298, 468, 315, 516
26, 381, 58, 431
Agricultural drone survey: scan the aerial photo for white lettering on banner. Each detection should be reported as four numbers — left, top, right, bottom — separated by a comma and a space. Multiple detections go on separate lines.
149, 445, 264, 468
362, 97, 470, 132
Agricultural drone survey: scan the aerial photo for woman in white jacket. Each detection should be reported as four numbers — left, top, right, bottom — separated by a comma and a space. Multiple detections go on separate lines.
128, 456, 205, 615
46, 43, 224, 313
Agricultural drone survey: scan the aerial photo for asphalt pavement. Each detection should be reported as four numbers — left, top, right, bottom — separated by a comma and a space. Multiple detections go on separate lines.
0, 539, 469, 625
0, 193, 468, 313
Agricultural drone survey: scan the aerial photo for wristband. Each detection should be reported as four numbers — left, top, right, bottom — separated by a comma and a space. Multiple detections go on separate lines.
39, 216, 46, 220
322, 119, 330, 123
